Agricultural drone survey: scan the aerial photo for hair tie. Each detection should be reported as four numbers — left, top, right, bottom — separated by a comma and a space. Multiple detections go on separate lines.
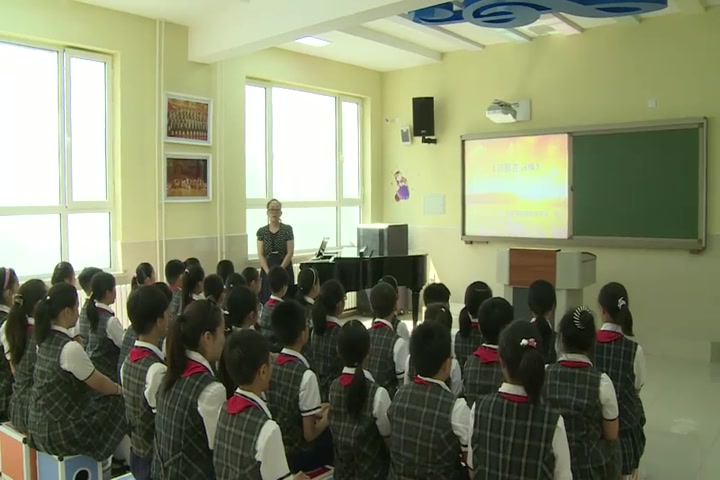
617, 297, 627, 309
520, 338, 538, 348
184, 269, 190, 274
2, 269, 9, 290
572, 306, 591, 329
45, 295, 51, 301
12, 294, 23, 306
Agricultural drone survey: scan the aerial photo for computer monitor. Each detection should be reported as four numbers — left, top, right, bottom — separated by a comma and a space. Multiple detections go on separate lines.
315, 237, 330, 258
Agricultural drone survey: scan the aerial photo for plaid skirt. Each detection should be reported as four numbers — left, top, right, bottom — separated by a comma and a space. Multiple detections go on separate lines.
619, 425, 646, 475
8, 381, 32, 434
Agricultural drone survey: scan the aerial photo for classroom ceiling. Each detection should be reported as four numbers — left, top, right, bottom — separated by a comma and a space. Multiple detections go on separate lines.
74, 0, 713, 71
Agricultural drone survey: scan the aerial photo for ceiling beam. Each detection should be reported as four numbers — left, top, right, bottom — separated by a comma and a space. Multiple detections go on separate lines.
392, 14, 485, 49
340, 25, 443, 61
614, 15, 642, 25
504, 28, 533, 42
669, 0, 706, 13
550, 13, 584, 34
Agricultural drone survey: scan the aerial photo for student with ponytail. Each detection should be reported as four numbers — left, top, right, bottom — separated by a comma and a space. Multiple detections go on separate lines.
330, 320, 391, 479
0, 267, 19, 421
131, 263, 156, 290
529, 279, 559, 363
154, 300, 226, 480
181, 263, 205, 310
455, 281, 492, 371
224, 272, 246, 292
596, 282, 646, 480
224, 286, 259, 332
378, 275, 410, 342
75, 267, 102, 344
311, 279, 347, 401
203, 274, 226, 305
215, 260, 235, 285
296, 267, 320, 328
85, 272, 124, 381
468, 320, 572, 480
28, 282, 126, 466
51, 261, 76, 287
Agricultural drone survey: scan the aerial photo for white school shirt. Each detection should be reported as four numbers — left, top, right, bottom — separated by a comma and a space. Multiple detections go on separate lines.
340, 367, 392, 436
51, 325, 96, 381
279, 348, 323, 417
234, 388, 293, 480
467, 383, 573, 480
95, 302, 124, 348
119, 341, 167, 413
269, 295, 284, 303
600, 323, 646, 390
373, 319, 409, 379
192, 293, 205, 301
395, 319, 410, 342
0, 317, 34, 362
415, 375, 472, 451
558, 353, 619, 420
326, 315, 350, 329
404, 356, 463, 397
304, 296, 315, 305
185, 350, 227, 450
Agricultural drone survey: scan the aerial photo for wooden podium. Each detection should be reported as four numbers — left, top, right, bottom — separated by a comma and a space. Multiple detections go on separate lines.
496, 249, 597, 325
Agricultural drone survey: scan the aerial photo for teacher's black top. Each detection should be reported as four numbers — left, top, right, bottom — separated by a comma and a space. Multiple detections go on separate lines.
257, 224, 294, 257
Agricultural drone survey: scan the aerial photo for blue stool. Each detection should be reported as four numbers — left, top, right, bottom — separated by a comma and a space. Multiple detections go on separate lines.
36, 451, 102, 480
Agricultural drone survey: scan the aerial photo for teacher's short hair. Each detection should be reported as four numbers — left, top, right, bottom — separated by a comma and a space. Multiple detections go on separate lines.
269, 266, 289, 293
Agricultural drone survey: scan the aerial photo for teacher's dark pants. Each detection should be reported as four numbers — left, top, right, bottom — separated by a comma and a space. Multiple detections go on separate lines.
260, 252, 295, 303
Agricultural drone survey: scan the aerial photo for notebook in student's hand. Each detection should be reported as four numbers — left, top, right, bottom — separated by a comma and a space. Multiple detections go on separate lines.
306, 465, 334, 479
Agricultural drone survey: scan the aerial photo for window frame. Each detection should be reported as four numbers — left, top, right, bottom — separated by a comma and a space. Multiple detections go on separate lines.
0, 38, 115, 277
245, 80, 363, 254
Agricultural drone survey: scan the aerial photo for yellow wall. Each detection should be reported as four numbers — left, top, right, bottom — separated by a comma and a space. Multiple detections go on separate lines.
381, 10, 720, 360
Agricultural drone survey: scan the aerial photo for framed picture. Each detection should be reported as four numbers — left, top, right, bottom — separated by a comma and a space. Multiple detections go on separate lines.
164, 92, 212, 145
164, 153, 212, 203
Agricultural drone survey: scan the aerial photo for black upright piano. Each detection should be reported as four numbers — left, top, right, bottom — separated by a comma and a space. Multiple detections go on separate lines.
300, 253, 427, 324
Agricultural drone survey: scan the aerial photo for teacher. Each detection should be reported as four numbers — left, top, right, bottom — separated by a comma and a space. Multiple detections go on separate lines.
256, 198, 295, 303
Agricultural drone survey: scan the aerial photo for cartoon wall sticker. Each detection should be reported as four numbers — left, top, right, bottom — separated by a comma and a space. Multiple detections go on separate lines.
394, 171, 410, 202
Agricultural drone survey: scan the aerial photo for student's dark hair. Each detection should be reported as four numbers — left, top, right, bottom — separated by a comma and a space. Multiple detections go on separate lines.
154, 282, 173, 302
203, 274, 225, 304
410, 320, 452, 378
78, 267, 102, 294
224, 273, 246, 292
127, 285, 170, 336
165, 259, 185, 285
422, 282, 450, 307
222, 329, 270, 388
379, 275, 399, 292
131, 262, 154, 290
182, 264, 205, 309
241, 267, 260, 285
225, 286, 258, 330
458, 281, 493, 338
184, 257, 201, 268
216, 260, 235, 284
295, 268, 319, 305
0, 268, 19, 307
337, 320, 370, 418
478, 297, 514, 345
312, 279, 345, 336
164, 299, 223, 392
51, 262, 74, 286
558, 306, 596, 354
6, 279, 47, 365
528, 279, 556, 340
268, 266, 289, 294
271, 300, 307, 346
424, 303, 452, 331
598, 282, 634, 336
370, 282, 396, 319
34, 283, 78, 345
498, 320, 546, 405
86, 272, 116, 333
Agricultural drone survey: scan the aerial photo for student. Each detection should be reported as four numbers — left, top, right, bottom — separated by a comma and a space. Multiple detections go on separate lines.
367, 282, 407, 399
595, 282, 646, 480
216, 260, 235, 285
241, 266, 262, 296
154, 300, 226, 480
214, 330, 310, 480
311, 279, 346, 401
85, 272, 123, 382
224, 286, 259, 332
463, 297, 513, 406
266, 301, 330, 472
28, 282, 126, 465
76, 267, 103, 343
121, 286, 170, 480
203, 274, 226, 305
224, 272, 246, 291
296, 267, 320, 328
468, 321, 572, 480
378, 275, 410, 342
330, 320, 391, 479
165, 259, 185, 325
545, 306, 620, 480
51, 261, 76, 286
182, 263, 205, 310
184, 257, 201, 268
387, 321, 470, 479
258, 266, 288, 352
131, 262, 156, 290
3, 278, 46, 433
422, 282, 451, 309
0, 267, 18, 421
529, 279, 558, 363
455, 281, 492, 371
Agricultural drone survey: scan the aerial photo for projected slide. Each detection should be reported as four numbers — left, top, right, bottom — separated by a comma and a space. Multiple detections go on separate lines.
463, 134, 569, 239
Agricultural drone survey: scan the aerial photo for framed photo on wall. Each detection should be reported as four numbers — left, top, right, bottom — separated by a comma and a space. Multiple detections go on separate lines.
164, 153, 212, 203
164, 92, 212, 145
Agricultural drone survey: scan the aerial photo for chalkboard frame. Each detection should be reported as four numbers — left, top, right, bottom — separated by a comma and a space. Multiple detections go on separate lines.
461, 118, 707, 251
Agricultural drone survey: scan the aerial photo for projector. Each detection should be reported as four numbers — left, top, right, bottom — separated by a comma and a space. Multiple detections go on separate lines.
486, 100, 517, 124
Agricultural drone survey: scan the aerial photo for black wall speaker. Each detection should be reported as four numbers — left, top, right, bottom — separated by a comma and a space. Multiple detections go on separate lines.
412, 97, 435, 137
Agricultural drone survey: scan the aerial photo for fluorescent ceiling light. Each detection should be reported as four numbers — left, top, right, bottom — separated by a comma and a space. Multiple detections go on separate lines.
295, 36, 330, 47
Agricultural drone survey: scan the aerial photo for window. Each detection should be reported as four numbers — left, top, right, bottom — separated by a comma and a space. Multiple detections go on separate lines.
0, 41, 113, 277
245, 83, 362, 254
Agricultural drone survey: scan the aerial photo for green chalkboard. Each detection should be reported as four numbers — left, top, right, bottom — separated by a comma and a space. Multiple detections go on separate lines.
571, 124, 705, 246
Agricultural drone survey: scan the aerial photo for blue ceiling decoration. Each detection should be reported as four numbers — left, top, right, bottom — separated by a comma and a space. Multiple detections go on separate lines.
409, 0, 667, 29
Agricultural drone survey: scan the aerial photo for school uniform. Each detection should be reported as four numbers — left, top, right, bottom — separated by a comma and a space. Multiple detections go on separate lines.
259, 295, 283, 353
300, 296, 314, 360
0, 306, 13, 421
531, 317, 558, 364
266, 348, 328, 472
118, 327, 137, 380
367, 318, 408, 399
86, 302, 124, 382
404, 355, 463, 397
391, 315, 411, 342
544, 353, 620, 479
462, 344, 504, 407
27, 325, 127, 461
454, 319, 484, 374
311, 316, 346, 401
169, 285, 183, 323
120, 341, 167, 480
153, 350, 226, 480
184, 293, 205, 311
214, 388, 293, 480
387, 375, 471, 480
468, 383, 573, 480
77, 298, 91, 344
329, 367, 391, 480
2, 316, 36, 433
594, 323, 646, 476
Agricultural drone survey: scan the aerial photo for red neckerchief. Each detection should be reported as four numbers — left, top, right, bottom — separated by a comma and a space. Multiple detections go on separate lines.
597, 330, 624, 343
371, 321, 392, 330
473, 345, 499, 364
327, 321, 340, 329
470, 321, 480, 330
559, 360, 592, 368
500, 392, 529, 403
339, 373, 354, 386
266, 298, 279, 307
413, 376, 431, 386
95, 304, 115, 316
130, 346, 162, 363
277, 353, 299, 366
170, 285, 180, 292
181, 359, 210, 378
